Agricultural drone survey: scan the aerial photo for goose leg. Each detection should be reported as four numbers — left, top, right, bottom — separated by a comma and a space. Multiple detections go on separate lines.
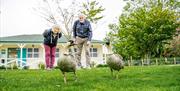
110, 68, 113, 78
63, 72, 67, 84
74, 71, 77, 82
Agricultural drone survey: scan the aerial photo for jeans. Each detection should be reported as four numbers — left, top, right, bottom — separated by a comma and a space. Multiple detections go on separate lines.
44, 44, 56, 68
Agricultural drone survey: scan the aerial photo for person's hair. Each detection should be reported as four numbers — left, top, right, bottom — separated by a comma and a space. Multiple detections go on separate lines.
52, 25, 61, 32
78, 13, 86, 19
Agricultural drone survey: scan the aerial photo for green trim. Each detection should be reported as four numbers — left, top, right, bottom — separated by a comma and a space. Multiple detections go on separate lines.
0, 34, 106, 44
0, 41, 105, 44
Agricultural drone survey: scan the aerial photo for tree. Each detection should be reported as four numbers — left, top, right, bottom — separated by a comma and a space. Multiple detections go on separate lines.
163, 28, 180, 57
81, 0, 105, 24
108, 0, 179, 60
34, 0, 80, 39
81, 0, 105, 31
34, 0, 105, 40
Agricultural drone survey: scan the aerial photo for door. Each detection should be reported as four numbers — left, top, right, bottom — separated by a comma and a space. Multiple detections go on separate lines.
17, 48, 26, 66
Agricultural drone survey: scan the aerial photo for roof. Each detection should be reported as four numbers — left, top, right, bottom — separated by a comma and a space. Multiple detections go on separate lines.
0, 34, 106, 44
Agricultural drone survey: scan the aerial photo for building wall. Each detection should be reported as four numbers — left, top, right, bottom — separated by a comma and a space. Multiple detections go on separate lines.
0, 43, 106, 69
90, 44, 105, 65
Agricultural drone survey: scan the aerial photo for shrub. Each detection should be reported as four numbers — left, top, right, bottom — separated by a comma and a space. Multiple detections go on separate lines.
23, 66, 29, 70
38, 62, 45, 70
96, 64, 108, 68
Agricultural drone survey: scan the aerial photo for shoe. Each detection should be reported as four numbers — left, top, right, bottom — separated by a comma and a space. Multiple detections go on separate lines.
46, 67, 51, 71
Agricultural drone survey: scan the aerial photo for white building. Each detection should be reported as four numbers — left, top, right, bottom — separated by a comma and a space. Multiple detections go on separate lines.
0, 34, 111, 69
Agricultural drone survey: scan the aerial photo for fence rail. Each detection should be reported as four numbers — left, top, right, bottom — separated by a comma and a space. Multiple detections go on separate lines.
124, 57, 180, 66
0, 58, 43, 69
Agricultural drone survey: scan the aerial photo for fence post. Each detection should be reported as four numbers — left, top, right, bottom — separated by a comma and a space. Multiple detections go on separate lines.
130, 56, 133, 66
165, 57, 168, 64
156, 58, 158, 65
5, 48, 8, 70
141, 59, 144, 66
5, 59, 7, 70
174, 57, 176, 65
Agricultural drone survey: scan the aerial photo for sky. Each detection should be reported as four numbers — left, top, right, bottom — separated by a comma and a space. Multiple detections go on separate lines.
0, 0, 126, 40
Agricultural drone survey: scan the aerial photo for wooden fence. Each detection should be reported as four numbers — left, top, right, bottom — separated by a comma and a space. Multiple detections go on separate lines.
125, 57, 180, 66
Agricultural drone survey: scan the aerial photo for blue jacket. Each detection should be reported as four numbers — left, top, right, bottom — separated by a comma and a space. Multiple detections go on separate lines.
73, 20, 92, 41
43, 29, 62, 47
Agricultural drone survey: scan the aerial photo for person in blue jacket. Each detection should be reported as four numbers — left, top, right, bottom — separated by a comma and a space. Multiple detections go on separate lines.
73, 14, 92, 69
43, 25, 62, 70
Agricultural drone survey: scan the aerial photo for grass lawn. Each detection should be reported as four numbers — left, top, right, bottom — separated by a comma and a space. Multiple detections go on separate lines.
0, 65, 180, 91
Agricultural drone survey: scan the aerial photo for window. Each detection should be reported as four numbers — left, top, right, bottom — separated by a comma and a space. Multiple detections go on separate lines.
27, 48, 33, 58
103, 54, 105, 60
33, 48, 39, 58
27, 48, 39, 58
0, 49, 6, 58
56, 48, 60, 57
1, 49, 6, 54
90, 48, 98, 57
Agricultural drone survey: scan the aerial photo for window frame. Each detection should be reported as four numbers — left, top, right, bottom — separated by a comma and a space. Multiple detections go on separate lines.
27, 48, 39, 58
55, 48, 60, 58
90, 48, 98, 57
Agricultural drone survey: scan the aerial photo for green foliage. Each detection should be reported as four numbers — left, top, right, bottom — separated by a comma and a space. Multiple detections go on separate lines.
90, 61, 96, 67
81, 0, 105, 23
23, 66, 29, 70
0, 64, 18, 69
108, 0, 179, 59
38, 63, 45, 70
96, 64, 108, 68
0, 66, 5, 69
163, 36, 180, 57
1, 66, 180, 91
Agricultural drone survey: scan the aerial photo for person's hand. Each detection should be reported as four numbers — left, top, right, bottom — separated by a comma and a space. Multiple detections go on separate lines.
72, 38, 77, 45
87, 41, 91, 46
